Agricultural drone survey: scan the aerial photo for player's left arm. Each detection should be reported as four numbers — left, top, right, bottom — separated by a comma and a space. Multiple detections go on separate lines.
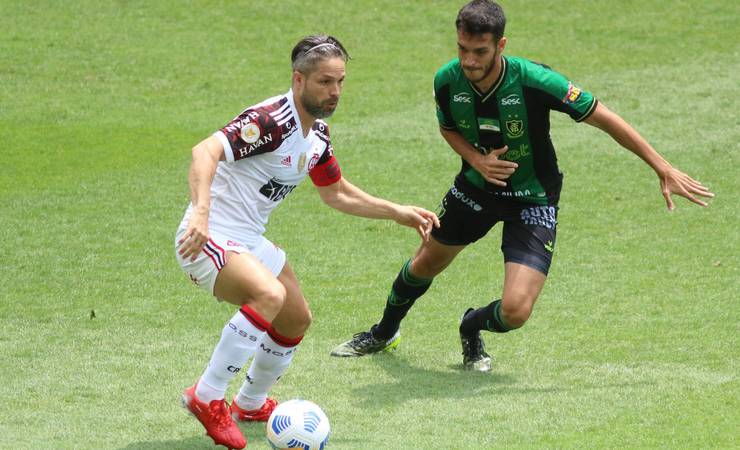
584, 102, 714, 210
315, 177, 439, 241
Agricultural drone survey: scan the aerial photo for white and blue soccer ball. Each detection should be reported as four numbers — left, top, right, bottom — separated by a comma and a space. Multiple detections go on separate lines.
266, 399, 330, 450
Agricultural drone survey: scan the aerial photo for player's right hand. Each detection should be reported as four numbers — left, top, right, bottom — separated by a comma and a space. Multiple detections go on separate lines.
473, 146, 518, 187
178, 211, 209, 261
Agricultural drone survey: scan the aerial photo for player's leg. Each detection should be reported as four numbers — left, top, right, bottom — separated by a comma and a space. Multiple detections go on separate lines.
176, 233, 287, 449
232, 260, 308, 421
331, 179, 493, 357
195, 250, 286, 404
458, 203, 557, 371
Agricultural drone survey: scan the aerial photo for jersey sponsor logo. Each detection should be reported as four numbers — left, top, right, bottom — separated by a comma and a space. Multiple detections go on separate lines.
458, 119, 472, 129
226, 240, 243, 247
259, 177, 297, 202
281, 121, 298, 140
478, 117, 500, 132
453, 92, 472, 103
450, 185, 483, 212
500, 93, 521, 106
500, 144, 531, 161
240, 122, 261, 143
563, 82, 583, 105
238, 133, 274, 158
505, 119, 524, 138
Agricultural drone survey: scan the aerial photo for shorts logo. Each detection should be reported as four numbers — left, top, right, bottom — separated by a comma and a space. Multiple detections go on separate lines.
505, 119, 524, 138
453, 92, 472, 103
520, 206, 557, 229
563, 82, 582, 105
458, 119, 472, 129
240, 122, 261, 144
500, 94, 521, 106
451, 185, 483, 212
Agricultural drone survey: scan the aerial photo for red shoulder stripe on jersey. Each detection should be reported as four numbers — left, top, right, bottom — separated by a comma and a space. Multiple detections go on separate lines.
309, 155, 341, 186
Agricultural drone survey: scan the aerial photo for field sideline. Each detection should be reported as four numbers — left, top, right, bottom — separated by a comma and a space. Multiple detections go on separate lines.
1, 1, 738, 449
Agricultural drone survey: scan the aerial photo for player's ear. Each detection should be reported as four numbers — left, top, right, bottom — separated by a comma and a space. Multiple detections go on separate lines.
497, 36, 507, 52
292, 70, 304, 91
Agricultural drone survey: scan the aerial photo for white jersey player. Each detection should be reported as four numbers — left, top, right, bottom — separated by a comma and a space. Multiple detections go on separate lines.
176, 35, 439, 450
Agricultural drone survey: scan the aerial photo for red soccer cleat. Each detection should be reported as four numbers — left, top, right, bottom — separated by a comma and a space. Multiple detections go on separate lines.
181, 385, 246, 449
229, 397, 278, 422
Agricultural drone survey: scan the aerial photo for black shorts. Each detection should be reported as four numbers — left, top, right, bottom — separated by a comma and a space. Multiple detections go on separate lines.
431, 178, 558, 275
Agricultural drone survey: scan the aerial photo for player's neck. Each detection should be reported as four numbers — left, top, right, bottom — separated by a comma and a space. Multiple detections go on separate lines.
472, 54, 503, 93
292, 92, 316, 138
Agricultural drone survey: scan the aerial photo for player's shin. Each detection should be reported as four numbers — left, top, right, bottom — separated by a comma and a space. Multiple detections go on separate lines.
196, 305, 270, 403
234, 329, 302, 410
374, 259, 433, 339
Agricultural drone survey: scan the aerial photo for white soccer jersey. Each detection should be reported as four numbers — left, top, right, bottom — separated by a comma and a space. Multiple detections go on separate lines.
179, 90, 341, 246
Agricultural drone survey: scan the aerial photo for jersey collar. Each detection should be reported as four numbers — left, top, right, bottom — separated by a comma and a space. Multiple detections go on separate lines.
467, 56, 507, 103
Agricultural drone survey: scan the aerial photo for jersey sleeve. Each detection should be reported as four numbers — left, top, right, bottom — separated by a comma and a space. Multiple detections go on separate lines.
520, 59, 598, 122
433, 68, 457, 130
309, 121, 342, 186
214, 107, 284, 162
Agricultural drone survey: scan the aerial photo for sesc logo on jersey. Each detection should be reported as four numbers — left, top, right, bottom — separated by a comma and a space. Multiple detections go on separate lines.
562, 82, 582, 105
240, 122, 261, 144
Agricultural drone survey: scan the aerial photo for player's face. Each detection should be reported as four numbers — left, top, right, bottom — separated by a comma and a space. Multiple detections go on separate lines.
457, 31, 505, 84
297, 57, 346, 119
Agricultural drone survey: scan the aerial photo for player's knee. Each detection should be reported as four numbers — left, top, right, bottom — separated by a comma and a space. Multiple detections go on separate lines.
410, 254, 443, 278
501, 296, 535, 328
293, 306, 313, 334
251, 281, 287, 313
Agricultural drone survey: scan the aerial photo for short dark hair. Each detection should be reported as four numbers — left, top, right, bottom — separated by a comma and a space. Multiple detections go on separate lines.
456, 0, 506, 41
291, 35, 350, 74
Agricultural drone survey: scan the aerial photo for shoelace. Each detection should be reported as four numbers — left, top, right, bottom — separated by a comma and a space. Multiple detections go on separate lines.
209, 400, 233, 427
463, 335, 484, 357
350, 331, 374, 348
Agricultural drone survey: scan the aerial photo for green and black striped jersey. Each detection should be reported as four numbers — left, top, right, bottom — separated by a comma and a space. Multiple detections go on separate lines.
434, 56, 597, 205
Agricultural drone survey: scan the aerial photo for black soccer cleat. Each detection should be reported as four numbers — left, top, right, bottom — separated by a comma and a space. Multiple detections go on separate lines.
460, 308, 492, 372
330, 325, 401, 357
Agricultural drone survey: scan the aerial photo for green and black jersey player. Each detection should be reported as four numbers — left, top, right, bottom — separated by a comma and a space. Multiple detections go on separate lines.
331, 0, 713, 370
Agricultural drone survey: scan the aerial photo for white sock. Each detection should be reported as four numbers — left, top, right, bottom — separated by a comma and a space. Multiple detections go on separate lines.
196, 307, 269, 403
235, 332, 298, 410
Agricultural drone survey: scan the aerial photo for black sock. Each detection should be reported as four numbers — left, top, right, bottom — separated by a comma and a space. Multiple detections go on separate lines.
373, 259, 432, 339
460, 299, 511, 335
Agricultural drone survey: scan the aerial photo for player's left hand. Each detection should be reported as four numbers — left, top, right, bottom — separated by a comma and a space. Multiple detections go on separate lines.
394, 206, 441, 241
659, 167, 714, 210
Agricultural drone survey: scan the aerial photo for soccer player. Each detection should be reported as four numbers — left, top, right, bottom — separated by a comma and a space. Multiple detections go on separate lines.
330, 0, 713, 371
175, 35, 439, 449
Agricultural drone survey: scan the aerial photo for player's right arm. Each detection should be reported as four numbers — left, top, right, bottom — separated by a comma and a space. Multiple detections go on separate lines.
439, 128, 516, 187
433, 65, 517, 186
178, 135, 225, 261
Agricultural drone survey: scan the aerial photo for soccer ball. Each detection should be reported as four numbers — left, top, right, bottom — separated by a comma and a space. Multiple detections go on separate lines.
266, 399, 330, 449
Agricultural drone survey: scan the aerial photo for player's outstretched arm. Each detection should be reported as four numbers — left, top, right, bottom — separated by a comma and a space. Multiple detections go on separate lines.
315, 177, 439, 241
178, 135, 225, 261
584, 102, 714, 210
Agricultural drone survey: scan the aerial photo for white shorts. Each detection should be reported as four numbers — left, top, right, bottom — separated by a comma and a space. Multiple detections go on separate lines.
174, 229, 286, 297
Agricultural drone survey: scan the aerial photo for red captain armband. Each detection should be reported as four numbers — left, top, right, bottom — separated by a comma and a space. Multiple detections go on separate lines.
309, 155, 342, 186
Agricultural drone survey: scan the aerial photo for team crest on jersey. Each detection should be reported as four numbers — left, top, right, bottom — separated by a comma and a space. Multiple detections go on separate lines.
505, 119, 524, 138
563, 82, 582, 105
240, 122, 261, 144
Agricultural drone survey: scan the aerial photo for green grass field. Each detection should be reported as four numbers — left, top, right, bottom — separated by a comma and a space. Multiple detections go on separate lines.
1, 1, 738, 448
